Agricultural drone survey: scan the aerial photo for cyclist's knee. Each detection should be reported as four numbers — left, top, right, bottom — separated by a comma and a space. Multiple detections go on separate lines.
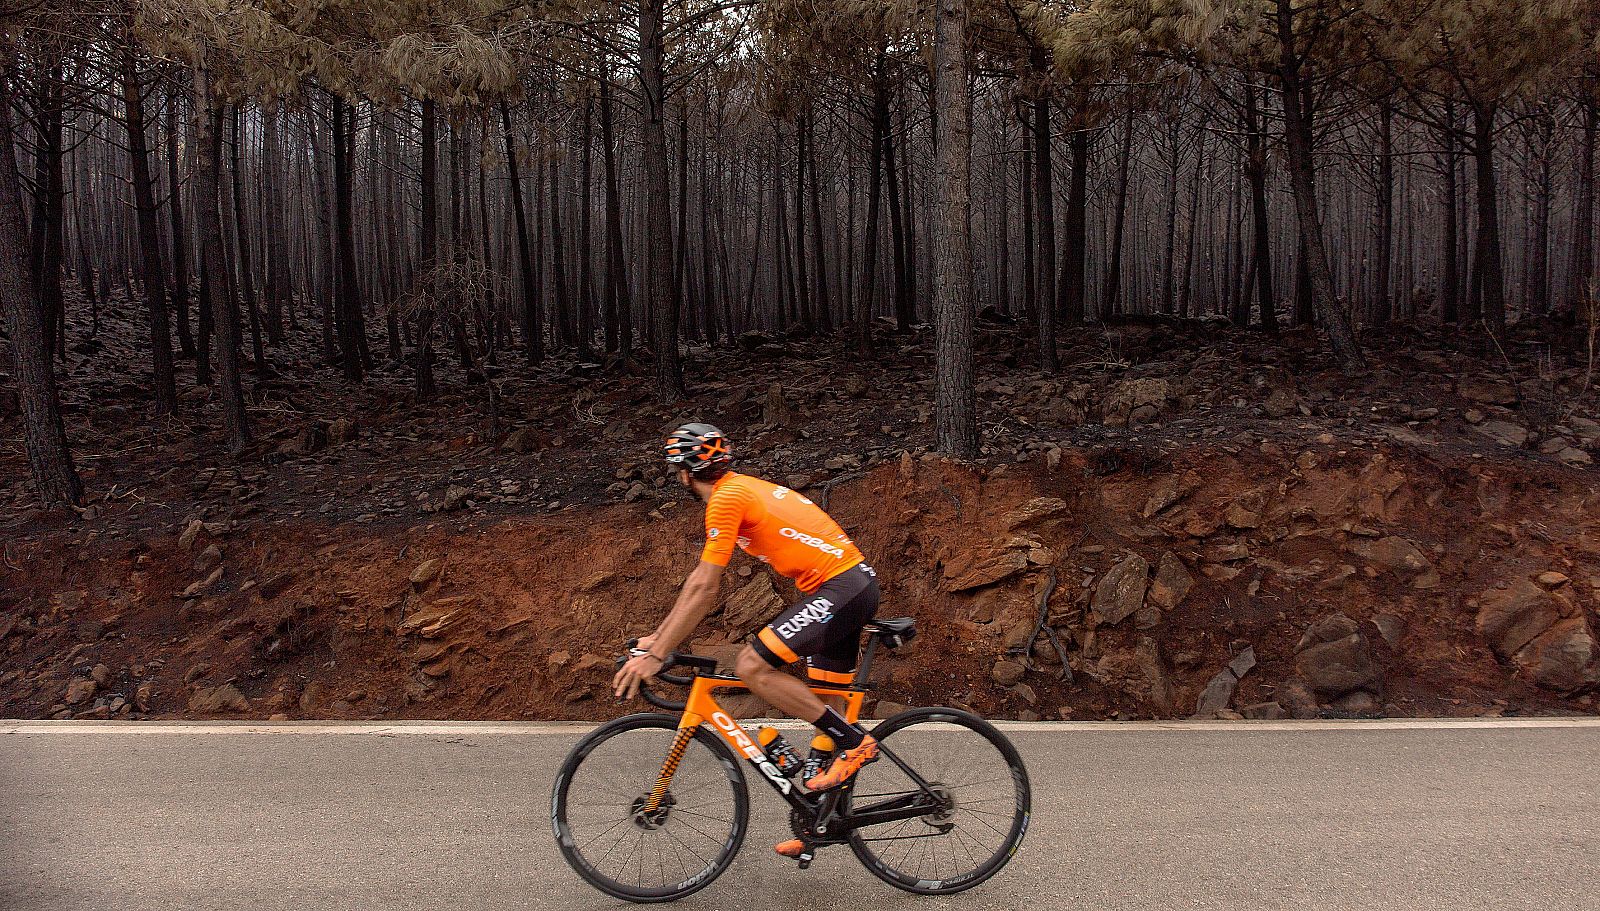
735, 645, 776, 680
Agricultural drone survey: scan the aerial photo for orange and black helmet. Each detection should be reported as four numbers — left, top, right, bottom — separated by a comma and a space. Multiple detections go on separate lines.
664, 423, 733, 476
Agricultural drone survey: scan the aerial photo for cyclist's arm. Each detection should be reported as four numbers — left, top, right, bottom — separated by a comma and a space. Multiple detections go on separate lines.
645, 560, 723, 659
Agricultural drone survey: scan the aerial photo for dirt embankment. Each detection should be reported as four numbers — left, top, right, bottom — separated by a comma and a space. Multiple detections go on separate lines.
4, 439, 1597, 723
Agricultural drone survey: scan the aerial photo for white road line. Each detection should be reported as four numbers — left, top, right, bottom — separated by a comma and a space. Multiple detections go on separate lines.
4, 717, 1599, 736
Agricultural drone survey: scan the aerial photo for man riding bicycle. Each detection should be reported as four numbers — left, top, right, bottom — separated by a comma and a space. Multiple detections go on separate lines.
612, 422, 880, 857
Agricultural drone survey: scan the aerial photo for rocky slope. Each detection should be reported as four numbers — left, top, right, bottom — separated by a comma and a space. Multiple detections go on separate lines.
3, 308, 1598, 722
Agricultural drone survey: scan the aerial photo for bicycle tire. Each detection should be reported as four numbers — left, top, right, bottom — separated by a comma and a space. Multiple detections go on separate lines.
844, 707, 1030, 895
552, 713, 748, 903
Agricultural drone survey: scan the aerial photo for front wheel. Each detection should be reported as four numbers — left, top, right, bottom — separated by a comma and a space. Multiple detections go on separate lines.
845, 707, 1031, 895
551, 713, 749, 903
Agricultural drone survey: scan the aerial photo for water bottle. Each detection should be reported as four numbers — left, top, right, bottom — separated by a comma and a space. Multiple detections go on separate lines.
800, 734, 835, 783
757, 727, 803, 776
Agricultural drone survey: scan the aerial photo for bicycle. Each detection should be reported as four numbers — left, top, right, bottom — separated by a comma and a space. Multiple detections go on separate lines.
551, 617, 1031, 902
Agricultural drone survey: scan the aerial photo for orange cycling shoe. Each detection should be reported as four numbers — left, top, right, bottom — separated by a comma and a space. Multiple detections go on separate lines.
803, 735, 878, 791
775, 839, 806, 858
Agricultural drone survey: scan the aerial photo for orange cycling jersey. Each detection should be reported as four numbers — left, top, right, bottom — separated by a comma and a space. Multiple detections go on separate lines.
700, 472, 864, 592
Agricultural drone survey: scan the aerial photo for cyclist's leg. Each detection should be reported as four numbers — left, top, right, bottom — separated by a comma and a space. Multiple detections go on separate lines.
737, 563, 877, 722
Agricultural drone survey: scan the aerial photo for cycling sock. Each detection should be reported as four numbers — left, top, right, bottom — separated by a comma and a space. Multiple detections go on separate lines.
812, 707, 865, 750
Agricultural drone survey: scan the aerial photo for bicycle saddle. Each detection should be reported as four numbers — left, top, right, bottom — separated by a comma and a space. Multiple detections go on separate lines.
864, 617, 917, 648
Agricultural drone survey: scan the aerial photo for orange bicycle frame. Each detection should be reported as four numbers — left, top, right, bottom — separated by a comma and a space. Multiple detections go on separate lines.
642, 675, 865, 809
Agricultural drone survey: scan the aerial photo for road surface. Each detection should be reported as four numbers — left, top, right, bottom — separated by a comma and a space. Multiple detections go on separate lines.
4, 718, 1598, 911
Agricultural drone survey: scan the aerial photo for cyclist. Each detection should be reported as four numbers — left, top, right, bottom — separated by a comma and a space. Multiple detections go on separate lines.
612, 422, 880, 856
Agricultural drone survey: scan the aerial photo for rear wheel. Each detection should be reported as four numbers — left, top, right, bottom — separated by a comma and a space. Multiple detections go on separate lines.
552, 713, 748, 903
845, 707, 1030, 894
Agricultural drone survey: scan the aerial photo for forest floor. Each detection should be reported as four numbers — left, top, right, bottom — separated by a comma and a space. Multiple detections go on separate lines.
2, 295, 1599, 724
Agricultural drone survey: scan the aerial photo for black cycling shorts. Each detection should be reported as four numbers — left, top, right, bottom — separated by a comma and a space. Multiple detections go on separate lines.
751, 563, 879, 683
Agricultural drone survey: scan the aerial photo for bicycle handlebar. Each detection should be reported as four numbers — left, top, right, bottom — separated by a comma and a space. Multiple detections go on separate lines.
617, 639, 706, 712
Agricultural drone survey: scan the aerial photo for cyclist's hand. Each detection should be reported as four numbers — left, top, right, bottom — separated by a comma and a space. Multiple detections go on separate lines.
636, 634, 658, 653
612, 651, 665, 701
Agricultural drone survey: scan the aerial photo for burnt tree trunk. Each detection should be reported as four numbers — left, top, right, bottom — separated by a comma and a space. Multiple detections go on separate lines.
1568, 88, 1596, 317
1102, 107, 1134, 321
166, 90, 196, 361
932, 0, 976, 458
192, 67, 251, 452
119, 36, 177, 416
1, 61, 82, 504
1275, 0, 1364, 370
639, 0, 683, 399
1032, 94, 1057, 373
1245, 84, 1277, 332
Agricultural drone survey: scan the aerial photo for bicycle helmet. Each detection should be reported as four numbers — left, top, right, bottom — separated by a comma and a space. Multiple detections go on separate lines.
664, 423, 733, 477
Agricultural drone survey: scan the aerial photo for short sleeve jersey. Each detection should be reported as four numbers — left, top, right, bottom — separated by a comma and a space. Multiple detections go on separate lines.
700, 472, 864, 593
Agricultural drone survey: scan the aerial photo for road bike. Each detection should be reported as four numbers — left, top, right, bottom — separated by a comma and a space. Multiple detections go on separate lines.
551, 617, 1031, 902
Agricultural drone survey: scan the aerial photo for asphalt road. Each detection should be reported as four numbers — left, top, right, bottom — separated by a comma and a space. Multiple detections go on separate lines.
3, 718, 1598, 911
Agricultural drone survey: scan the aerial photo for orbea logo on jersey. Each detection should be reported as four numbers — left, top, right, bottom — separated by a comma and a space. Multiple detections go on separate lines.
776, 598, 835, 639
778, 527, 845, 558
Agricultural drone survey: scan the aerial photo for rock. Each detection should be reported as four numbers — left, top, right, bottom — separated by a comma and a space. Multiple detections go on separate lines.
1296, 634, 1381, 697
1278, 680, 1321, 719
1091, 637, 1173, 715
257, 572, 295, 601
1147, 552, 1194, 610
278, 423, 328, 458
501, 427, 536, 453
1475, 580, 1565, 659
942, 547, 1029, 593
721, 575, 784, 631
1227, 647, 1257, 679
1457, 377, 1518, 405
180, 566, 224, 599
194, 544, 223, 573
442, 485, 471, 511
1514, 620, 1599, 692
410, 558, 443, 586
134, 682, 155, 712
762, 383, 792, 427
1348, 536, 1431, 576
1004, 497, 1072, 530
1371, 614, 1406, 649
1013, 682, 1038, 704
328, 418, 357, 445
1224, 503, 1261, 530
65, 678, 97, 706
1193, 668, 1238, 717
184, 663, 214, 684
1261, 388, 1300, 419
1537, 571, 1570, 588
1241, 701, 1285, 720
991, 659, 1026, 687
1474, 420, 1529, 448
177, 519, 205, 550
1103, 378, 1170, 427
1329, 690, 1381, 715
90, 663, 111, 686
1557, 448, 1592, 466
188, 683, 249, 713
1295, 613, 1361, 653
623, 482, 650, 502
1140, 471, 1201, 518
1092, 554, 1150, 626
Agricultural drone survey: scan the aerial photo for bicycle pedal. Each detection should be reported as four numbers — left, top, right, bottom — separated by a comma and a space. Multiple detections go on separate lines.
797, 852, 814, 870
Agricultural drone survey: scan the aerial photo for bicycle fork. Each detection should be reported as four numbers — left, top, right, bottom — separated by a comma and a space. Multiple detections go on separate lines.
640, 727, 695, 815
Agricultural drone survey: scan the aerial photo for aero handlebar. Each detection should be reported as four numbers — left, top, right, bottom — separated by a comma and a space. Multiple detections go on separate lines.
616, 639, 717, 712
